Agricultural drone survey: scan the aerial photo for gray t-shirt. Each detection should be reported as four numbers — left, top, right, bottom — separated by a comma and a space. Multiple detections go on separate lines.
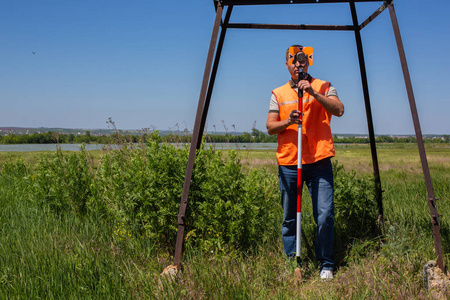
269, 79, 338, 113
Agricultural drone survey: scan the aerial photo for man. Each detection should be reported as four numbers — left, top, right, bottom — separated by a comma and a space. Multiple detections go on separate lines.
266, 45, 344, 280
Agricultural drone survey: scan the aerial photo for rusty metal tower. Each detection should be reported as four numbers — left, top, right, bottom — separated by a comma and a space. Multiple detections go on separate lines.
173, 0, 445, 272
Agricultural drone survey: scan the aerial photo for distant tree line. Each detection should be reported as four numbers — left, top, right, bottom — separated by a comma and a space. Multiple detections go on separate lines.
0, 131, 109, 144
0, 128, 277, 145
0, 130, 448, 145
205, 128, 277, 143
334, 135, 449, 144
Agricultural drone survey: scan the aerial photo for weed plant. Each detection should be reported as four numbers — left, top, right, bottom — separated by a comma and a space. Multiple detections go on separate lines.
0, 136, 448, 298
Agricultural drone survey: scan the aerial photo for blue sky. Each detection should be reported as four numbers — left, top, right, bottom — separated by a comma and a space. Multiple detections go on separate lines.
1, 0, 449, 134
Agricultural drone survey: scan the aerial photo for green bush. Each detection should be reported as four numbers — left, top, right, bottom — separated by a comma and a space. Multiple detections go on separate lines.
333, 161, 381, 262
0, 157, 30, 180
7, 136, 382, 263
0, 157, 32, 200
30, 132, 281, 254
33, 147, 93, 215
187, 149, 280, 252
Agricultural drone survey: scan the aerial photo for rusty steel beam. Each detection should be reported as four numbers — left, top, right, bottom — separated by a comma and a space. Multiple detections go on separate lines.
388, 3, 445, 273
220, 0, 382, 5
359, 1, 390, 30
173, 3, 224, 270
227, 23, 353, 31
350, 2, 384, 221
197, 6, 234, 149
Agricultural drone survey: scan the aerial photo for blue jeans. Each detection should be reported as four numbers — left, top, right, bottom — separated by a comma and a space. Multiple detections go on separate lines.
278, 157, 335, 271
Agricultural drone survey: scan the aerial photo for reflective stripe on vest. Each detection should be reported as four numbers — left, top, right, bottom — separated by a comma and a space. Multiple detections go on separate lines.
272, 79, 335, 165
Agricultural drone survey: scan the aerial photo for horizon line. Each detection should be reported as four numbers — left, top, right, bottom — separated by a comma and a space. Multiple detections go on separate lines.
0, 126, 448, 136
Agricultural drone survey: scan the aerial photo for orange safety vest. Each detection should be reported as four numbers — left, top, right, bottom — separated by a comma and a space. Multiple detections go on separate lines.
272, 79, 335, 165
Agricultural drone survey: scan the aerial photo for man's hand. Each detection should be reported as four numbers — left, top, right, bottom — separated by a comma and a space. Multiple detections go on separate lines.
288, 110, 302, 125
297, 79, 313, 95
297, 80, 344, 117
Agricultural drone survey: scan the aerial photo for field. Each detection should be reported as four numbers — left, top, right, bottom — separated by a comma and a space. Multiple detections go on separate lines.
0, 140, 449, 299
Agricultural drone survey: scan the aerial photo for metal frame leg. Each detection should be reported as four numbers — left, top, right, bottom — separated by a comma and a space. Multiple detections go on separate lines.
173, 3, 225, 270
388, 3, 445, 272
350, 2, 384, 221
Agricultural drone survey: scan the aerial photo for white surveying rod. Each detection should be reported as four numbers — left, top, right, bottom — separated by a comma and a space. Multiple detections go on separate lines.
296, 68, 304, 267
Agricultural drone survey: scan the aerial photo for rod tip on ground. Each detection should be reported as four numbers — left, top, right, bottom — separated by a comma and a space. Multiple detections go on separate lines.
294, 267, 302, 285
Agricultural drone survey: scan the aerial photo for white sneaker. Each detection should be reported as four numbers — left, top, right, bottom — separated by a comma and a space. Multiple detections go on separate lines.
320, 270, 333, 280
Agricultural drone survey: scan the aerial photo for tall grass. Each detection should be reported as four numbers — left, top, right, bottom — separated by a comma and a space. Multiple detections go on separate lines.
0, 158, 152, 298
0, 138, 448, 298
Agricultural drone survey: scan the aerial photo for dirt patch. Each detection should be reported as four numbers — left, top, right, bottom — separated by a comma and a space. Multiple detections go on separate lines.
424, 260, 450, 299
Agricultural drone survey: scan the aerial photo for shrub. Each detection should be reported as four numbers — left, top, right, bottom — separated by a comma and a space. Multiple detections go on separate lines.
0, 157, 30, 179
33, 147, 93, 215
11, 135, 382, 263
0, 157, 32, 197
333, 161, 381, 262
187, 149, 280, 252
29, 132, 281, 254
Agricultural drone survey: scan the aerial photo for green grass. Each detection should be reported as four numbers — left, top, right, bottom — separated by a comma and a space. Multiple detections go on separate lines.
0, 150, 104, 171
0, 143, 449, 298
0, 171, 143, 298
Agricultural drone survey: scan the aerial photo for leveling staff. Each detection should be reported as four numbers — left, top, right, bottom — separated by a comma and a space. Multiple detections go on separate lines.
266, 45, 344, 280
